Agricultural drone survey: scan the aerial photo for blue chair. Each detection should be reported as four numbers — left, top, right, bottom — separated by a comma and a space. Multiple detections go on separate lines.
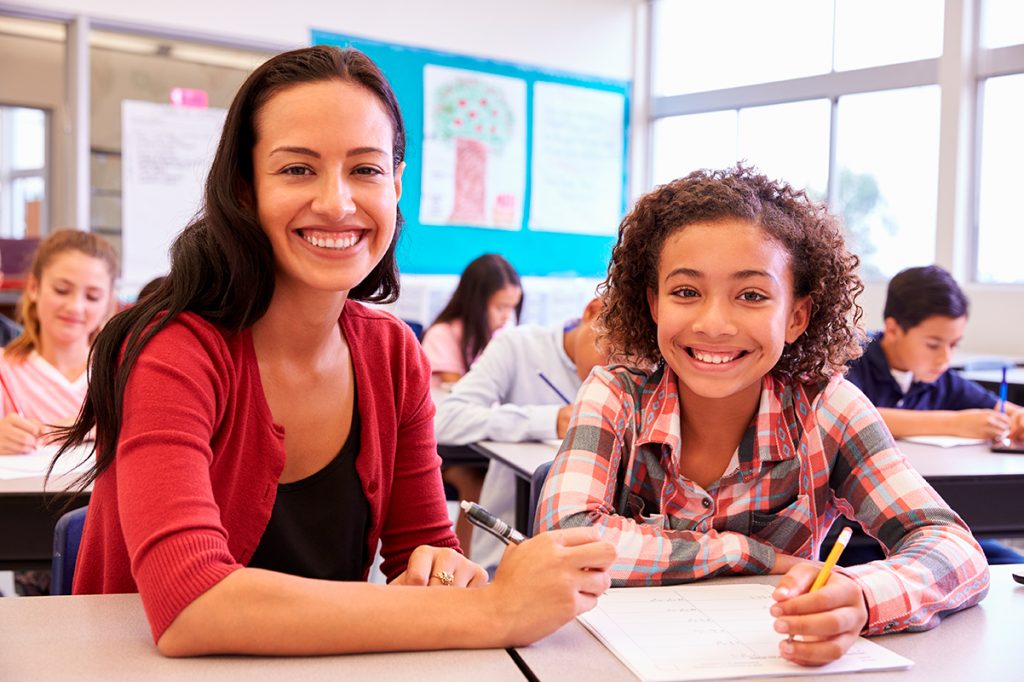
51, 506, 88, 596
401, 319, 424, 341
527, 460, 554, 536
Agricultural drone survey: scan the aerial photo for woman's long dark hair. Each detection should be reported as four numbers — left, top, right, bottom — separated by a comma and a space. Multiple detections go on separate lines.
52, 46, 407, 490
429, 254, 522, 370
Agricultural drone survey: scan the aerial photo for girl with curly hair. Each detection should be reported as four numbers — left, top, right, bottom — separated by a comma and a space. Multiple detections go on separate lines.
536, 166, 988, 667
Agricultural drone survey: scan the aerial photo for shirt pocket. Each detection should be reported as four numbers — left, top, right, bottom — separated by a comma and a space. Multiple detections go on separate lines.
749, 494, 813, 556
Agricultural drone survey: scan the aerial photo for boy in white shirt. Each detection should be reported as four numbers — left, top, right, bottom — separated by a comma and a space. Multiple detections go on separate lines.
435, 298, 607, 570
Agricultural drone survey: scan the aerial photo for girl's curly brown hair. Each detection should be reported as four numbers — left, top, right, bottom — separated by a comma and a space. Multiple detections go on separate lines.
599, 165, 864, 382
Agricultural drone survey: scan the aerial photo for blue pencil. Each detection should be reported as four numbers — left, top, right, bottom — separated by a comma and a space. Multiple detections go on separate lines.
537, 371, 571, 404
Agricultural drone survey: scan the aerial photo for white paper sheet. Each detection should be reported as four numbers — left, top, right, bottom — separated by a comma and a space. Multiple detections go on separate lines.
578, 583, 912, 681
0, 444, 93, 480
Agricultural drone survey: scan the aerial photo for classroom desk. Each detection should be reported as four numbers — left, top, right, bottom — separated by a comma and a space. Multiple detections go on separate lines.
513, 564, 1024, 682
0, 593, 525, 681
957, 366, 1024, 404
0, 452, 92, 571
473, 439, 1024, 538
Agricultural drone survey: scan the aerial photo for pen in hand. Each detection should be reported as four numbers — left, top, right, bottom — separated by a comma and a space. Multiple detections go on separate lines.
461, 500, 526, 545
537, 371, 571, 405
998, 366, 1008, 414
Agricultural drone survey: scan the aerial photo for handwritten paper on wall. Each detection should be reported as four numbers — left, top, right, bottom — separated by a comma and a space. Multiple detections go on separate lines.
419, 65, 527, 230
529, 82, 625, 236
121, 100, 226, 297
578, 583, 912, 681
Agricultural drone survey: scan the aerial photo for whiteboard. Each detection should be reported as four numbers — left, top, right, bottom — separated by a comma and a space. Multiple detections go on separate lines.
121, 100, 226, 297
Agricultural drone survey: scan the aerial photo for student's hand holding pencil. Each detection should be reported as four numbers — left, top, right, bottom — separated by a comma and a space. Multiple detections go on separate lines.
952, 408, 1011, 440
0, 413, 44, 454
769, 559, 869, 666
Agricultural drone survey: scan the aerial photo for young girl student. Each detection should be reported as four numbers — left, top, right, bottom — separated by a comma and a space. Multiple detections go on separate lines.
0, 230, 117, 455
536, 166, 989, 667
56, 46, 614, 656
421, 252, 523, 386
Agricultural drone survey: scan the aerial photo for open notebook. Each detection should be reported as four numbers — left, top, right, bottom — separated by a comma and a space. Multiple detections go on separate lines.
578, 583, 911, 681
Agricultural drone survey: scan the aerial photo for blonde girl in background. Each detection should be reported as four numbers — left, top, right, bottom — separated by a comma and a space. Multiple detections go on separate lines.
0, 229, 117, 455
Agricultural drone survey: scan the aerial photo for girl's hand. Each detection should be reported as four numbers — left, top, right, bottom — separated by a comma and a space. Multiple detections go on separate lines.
953, 409, 1011, 439
770, 562, 869, 666
391, 545, 488, 588
0, 413, 43, 454
489, 527, 617, 647
1009, 411, 1024, 441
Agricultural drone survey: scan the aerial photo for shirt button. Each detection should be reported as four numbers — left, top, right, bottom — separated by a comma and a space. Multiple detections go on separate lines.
884, 622, 895, 631
701, 498, 711, 508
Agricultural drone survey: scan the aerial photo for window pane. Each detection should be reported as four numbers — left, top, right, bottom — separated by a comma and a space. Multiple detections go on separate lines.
652, 0, 833, 96
834, 0, 943, 71
977, 74, 1024, 284
834, 87, 940, 280
982, 0, 1024, 48
11, 107, 46, 170
738, 99, 830, 199
651, 110, 736, 186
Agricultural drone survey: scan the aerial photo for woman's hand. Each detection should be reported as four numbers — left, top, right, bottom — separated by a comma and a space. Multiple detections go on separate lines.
953, 409, 1011, 440
0, 413, 43, 454
488, 527, 617, 647
391, 545, 488, 588
770, 562, 869, 666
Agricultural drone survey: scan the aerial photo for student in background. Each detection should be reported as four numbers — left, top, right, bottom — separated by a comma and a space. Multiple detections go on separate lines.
845, 264, 1024, 564
421, 253, 523, 386
845, 265, 1023, 441
55, 46, 614, 656
435, 297, 608, 571
422, 252, 523, 549
537, 166, 988, 667
0, 229, 117, 455
0, 248, 24, 345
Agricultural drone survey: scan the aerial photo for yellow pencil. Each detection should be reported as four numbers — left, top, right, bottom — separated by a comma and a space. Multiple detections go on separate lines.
810, 526, 853, 592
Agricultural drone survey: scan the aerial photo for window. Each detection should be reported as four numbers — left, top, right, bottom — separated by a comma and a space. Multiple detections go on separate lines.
650, 0, 945, 281
0, 106, 48, 238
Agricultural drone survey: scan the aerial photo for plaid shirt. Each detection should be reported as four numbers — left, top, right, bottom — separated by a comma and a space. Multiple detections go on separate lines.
536, 364, 990, 635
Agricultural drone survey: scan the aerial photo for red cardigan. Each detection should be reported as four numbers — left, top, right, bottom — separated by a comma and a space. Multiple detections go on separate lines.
73, 302, 458, 640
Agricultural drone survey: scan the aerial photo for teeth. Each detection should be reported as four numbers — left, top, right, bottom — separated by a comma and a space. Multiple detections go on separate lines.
303, 232, 359, 250
691, 349, 741, 364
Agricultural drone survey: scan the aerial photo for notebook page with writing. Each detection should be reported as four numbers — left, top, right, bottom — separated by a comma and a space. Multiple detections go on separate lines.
578, 583, 912, 681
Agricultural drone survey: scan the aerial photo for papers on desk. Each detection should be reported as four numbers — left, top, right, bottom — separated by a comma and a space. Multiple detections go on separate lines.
0, 444, 93, 480
901, 435, 989, 448
578, 583, 912, 681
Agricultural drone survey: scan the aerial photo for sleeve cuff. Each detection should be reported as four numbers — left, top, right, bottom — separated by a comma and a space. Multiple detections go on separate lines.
525, 404, 563, 441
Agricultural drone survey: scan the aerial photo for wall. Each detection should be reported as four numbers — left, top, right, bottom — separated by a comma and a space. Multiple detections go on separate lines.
8, 0, 637, 80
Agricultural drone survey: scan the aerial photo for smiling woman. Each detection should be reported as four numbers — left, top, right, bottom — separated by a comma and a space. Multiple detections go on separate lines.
50, 45, 615, 658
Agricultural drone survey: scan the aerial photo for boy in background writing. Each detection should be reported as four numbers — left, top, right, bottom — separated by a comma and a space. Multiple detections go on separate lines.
845, 265, 1023, 440
435, 298, 608, 572
845, 264, 1024, 563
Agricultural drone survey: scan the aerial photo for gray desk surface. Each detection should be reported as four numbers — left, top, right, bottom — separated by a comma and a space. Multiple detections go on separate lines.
0, 593, 525, 681
515, 564, 1024, 682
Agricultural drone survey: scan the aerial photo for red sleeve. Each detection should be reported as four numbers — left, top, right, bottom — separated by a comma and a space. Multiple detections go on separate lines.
116, 318, 242, 640
374, 314, 459, 579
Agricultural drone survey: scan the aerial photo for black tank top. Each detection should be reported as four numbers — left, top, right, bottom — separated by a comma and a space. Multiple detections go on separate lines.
249, 396, 370, 581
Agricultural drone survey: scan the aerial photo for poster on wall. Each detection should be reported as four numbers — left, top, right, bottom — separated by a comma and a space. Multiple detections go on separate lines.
528, 82, 625, 235
121, 100, 226, 297
419, 65, 527, 230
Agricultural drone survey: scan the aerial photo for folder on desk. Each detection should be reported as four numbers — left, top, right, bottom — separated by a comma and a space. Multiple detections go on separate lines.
578, 583, 912, 681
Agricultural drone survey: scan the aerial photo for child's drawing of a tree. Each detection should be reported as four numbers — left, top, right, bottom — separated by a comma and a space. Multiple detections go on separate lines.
433, 78, 514, 224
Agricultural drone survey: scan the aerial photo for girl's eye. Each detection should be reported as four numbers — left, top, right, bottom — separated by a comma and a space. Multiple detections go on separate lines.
671, 287, 699, 299
54, 288, 70, 296
87, 294, 103, 303
353, 165, 384, 177
739, 291, 767, 302
281, 165, 312, 176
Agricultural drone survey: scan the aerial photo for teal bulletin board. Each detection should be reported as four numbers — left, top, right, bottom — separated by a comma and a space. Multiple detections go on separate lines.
311, 29, 630, 278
